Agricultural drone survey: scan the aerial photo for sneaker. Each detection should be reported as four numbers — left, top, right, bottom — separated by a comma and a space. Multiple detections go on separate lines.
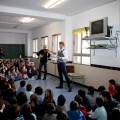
56, 85, 63, 88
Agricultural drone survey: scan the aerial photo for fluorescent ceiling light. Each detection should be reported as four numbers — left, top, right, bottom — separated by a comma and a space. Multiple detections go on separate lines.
44, 0, 62, 9
21, 17, 34, 23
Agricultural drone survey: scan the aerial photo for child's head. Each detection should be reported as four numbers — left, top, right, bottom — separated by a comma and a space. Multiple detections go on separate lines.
45, 89, 53, 100
101, 90, 111, 102
74, 95, 83, 105
15, 68, 19, 73
22, 103, 32, 119
88, 86, 94, 95
56, 110, 69, 120
9, 104, 20, 119
70, 101, 79, 110
22, 65, 26, 70
46, 103, 55, 115
78, 90, 86, 98
28, 68, 31, 73
1, 68, 5, 74
98, 86, 106, 95
57, 94, 66, 106
6, 70, 10, 74
35, 86, 43, 95
109, 79, 116, 85
11, 68, 15, 73
8, 78, 15, 90
20, 80, 26, 87
33, 66, 36, 70
96, 97, 104, 107
17, 92, 28, 106
111, 108, 120, 119
30, 59, 33, 62
26, 84, 32, 91
7, 88, 15, 97
0, 99, 5, 110
30, 93, 38, 103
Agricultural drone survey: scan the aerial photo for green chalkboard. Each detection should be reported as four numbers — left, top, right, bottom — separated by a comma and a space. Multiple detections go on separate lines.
0, 44, 25, 59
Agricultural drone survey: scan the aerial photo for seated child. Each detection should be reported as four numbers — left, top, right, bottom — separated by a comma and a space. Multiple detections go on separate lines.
67, 101, 86, 120
21, 65, 28, 80
16, 80, 26, 95
43, 103, 56, 120
74, 95, 88, 117
27, 68, 33, 78
11, 68, 20, 81
15, 68, 23, 80
5, 70, 13, 80
32, 66, 38, 78
56, 94, 68, 113
89, 97, 107, 120
35, 86, 43, 105
25, 84, 33, 102
97, 86, 106, 98
0, 99, 5, 120
57, 110, 69, 120
86, 86, 96, 107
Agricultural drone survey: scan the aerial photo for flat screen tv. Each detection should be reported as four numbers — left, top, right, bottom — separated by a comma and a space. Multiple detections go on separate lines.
89, 17, 110, 38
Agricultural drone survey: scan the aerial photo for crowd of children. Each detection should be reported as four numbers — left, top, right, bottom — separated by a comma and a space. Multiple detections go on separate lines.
0, 58, 120, 120
0, 59, 38, 81
0, 78, 119, 120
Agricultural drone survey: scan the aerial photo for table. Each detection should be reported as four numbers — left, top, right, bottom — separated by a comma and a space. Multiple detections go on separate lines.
68, 73, 85, 87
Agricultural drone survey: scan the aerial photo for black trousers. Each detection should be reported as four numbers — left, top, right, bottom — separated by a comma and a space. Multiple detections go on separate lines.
57, 62, 71, 86
38, 62, 47, 79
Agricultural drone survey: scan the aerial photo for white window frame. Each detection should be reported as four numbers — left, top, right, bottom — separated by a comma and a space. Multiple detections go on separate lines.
33, 38, 38, 58
52, 34, 61, 53
73, 31, 91, 65
41, 36, 49, 48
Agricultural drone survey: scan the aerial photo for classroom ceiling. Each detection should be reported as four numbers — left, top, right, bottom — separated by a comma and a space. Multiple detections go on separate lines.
0, 0, 116, 30
0, 14, 57, 30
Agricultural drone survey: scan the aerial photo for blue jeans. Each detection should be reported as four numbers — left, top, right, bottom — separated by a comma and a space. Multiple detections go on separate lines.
57, 62, 71, 85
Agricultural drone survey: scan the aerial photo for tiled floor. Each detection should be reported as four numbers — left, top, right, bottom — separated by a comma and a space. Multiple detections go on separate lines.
15, 73, 91, 108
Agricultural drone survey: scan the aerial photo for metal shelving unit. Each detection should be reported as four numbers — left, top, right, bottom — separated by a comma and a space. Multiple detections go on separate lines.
82, 37, 118, 57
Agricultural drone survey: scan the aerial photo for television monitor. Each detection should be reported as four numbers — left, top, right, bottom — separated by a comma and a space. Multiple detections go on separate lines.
89, 17, 110, 38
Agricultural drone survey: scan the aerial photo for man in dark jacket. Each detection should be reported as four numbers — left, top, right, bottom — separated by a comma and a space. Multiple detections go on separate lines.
37, 45, 50, 80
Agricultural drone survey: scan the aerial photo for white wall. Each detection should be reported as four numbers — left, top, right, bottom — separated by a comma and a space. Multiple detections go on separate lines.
0, 32, 26, 44
0, 29, 32, 56
71, 0, 120, 89
32, 0, 120, 89
32, 21, 66, 52
72, 0, 120, 67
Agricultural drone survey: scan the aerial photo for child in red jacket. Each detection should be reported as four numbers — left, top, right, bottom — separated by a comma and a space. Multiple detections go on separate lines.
108, 79, 116, 97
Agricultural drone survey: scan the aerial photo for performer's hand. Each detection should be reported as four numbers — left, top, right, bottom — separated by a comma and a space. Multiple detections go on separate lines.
58, 56, 62, 60
40, 54, 43, 58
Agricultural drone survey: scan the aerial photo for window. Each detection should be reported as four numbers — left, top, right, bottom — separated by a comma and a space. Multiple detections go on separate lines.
73, 31, 90, 65
41, 36, 48, 48
52, 34, 61, 53
33, 38, 38, 58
